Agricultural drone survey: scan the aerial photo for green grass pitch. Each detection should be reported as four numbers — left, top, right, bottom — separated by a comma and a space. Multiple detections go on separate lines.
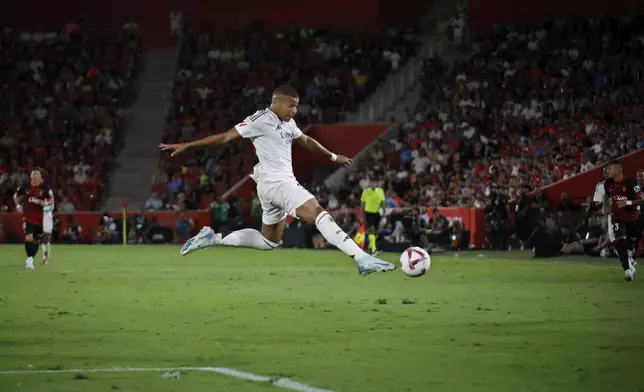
1, 245, 643, 392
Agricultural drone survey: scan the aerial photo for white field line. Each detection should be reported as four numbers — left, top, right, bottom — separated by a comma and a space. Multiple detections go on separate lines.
0, 366, 338, 392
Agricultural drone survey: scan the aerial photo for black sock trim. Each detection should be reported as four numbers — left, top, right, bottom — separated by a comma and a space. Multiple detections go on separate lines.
315, 212, 330, 226
262, 237, 278, 249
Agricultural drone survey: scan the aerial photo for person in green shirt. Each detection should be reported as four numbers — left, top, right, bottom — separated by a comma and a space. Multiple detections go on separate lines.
360, 181, 385, 254
210, 198, 230, 231
251, 192, 262, 229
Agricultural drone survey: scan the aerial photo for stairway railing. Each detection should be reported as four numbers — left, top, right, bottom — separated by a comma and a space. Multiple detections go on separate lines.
343, 34, 447, 124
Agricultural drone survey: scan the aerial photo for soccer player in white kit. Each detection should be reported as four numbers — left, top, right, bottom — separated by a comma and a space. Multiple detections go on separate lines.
159, 84, 395, 275
41, 187, 54, 265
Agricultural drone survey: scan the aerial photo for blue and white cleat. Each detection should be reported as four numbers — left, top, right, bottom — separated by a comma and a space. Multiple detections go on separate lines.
355, 253, 396, 275
180, 226, 219, 255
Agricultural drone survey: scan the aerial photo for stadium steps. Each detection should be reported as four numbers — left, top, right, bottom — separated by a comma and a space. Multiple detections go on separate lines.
104, 49, 177, 212
418, 0, 460, 35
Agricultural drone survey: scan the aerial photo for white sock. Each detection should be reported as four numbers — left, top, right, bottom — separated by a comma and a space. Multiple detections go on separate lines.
315, 211, 367, 259
26, 257, 34, 266
42, 243, 50, 257
220, 228, 278, 250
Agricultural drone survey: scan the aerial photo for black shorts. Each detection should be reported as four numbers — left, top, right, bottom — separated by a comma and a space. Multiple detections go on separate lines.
365, 212, 381, 230
23, 222, 43, 239
608, 217, 641, 243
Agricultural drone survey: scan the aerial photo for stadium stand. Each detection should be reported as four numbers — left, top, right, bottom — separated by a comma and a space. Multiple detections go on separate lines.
156, 21, 419, 209
323, 16, 644, 210
0, 22, 140, 212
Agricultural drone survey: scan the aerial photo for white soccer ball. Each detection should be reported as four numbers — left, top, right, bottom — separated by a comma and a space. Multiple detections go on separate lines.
400, 247, 431, 277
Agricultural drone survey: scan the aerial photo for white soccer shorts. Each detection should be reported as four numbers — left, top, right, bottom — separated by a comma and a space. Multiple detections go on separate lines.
256, 179, 315, 225
43, 213, 53, 234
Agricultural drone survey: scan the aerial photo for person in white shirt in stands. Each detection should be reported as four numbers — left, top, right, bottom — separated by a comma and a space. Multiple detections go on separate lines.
160, 84, 395, 275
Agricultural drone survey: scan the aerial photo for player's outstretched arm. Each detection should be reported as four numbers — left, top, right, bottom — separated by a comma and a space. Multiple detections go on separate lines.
159, 128, 242, 156
295, 134, 352, 166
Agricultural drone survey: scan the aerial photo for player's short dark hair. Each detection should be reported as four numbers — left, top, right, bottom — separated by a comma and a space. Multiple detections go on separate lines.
272, 84, 299, 99
607, 160, 622, 168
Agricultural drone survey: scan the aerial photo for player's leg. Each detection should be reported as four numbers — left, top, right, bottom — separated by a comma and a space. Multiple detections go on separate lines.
180, 198, 283, 255
366, 213, 379, 254
42, 216, 52, 264
294, 196, 395, 274
217, 219, 284, 250
609, 219, 635, 281
23, 223, 40, 270
626, 221, 641, 266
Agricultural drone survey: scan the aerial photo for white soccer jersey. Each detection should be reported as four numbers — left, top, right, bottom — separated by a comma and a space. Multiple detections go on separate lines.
43, 188, 55, 233
592, 180, 605, 203
235, 108, 303, 182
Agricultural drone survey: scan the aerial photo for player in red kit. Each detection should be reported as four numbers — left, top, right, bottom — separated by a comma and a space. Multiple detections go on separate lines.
13, 169, 54, 270
637, 169, 644, 258
604, 161, 644, 281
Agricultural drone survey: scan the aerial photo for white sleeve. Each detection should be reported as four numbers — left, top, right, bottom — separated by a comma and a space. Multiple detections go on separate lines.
234, 111, 268, 138
592, 181, 604, 203
234, 120, 262, 138
291, 124, 303, 139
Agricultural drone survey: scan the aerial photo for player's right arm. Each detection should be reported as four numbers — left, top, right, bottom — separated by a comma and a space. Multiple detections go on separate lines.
616, 179, 644, 208
159, 128, 242, 156
13, 186, 24, 213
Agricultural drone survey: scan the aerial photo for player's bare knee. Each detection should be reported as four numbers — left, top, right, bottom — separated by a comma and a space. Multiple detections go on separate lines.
25, 234, 34, 243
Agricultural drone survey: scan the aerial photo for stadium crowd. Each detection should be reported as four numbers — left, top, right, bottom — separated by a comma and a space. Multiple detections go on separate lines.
0, 21, 140, 213
310, 15, 644, 250
153, 20, 419, 209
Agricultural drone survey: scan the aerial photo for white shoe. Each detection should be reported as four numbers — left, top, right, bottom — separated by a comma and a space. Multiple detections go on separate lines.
180, 226, 218, 255
355, 253, 396, 275
25, 257, 34, 270
625, 268, 635, 281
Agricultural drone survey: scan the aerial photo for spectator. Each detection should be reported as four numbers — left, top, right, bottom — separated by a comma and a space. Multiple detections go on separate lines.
174, 212, 194, 244
145, 193, 164, 211
63, 217, 82, 244
57, 196, 76, 213
146, 218, 167, 244
210, 197, 230, 232
250, 192, 262, 228
133, 209, 148, 242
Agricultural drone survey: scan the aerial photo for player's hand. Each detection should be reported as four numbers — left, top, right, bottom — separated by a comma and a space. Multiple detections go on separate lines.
16, 205, 22, 213
616, 200, 629, 209
159, 143, 189, 157
335, 155, 352, 166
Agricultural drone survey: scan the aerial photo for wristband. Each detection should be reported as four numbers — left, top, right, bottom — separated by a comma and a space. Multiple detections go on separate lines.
330, 153, 338, 162
626, 200, 633, 206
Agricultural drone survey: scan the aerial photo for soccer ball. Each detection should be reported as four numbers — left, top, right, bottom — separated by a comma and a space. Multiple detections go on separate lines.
400, 247, 431, 277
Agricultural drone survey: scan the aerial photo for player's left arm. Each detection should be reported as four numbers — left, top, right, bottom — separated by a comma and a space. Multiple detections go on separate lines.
294, 134, 352, 166
13, 187, 24, 212
616, 181, 644, 208
43, 186, 54, 207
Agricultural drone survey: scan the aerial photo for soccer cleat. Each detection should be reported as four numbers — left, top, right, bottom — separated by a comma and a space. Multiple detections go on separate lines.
355, 253, 396, 275
25, 257, 34, 270
180, 226, 218, 255
42, 256, 48, 265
